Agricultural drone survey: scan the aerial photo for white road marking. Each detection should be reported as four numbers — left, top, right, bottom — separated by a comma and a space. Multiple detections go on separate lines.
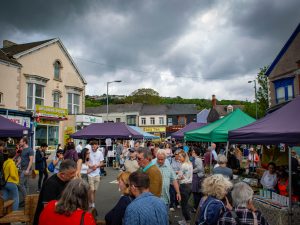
110, 180, 118, 184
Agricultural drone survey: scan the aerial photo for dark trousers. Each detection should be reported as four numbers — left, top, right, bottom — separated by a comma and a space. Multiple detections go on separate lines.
180, 183, 192, 221
38, 168, 48, 189
193, 192, 202, 210
169, 184, 179, 208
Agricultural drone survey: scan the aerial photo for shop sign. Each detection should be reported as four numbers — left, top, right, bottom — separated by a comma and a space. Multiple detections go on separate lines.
143, 126, 166, 133
1, 115, 30, 128
166, 125, 184, 133
76, 115, 102, 124
35, 105, 68, 120
38, 119, 59, 126
64, 126, 75, 144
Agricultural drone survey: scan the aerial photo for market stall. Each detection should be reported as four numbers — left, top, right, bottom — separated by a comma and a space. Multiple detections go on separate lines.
171, 122, 206, 140
229, 96, 300, 225
184, 108, 255, 142
70, 122, 143, 139
129, 126, 160, 140
0, 115, 29, 137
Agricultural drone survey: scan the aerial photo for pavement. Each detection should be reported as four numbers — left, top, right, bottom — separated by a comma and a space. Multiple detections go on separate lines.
26, 166, 189, 224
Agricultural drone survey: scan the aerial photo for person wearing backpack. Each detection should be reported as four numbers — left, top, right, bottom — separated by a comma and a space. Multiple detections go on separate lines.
2, 148, 19, 210
195, 174, 233, 225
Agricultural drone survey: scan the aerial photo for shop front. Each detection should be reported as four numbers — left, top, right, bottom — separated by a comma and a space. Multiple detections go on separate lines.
75, 115, 103, 131
34, 105, 67, 149
142, 126, 166, 138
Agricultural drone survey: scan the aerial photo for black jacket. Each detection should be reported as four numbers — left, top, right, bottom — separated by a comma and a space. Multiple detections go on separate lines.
35, 150, 47, 170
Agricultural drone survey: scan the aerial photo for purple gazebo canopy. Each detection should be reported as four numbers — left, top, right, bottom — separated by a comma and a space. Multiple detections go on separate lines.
71, 122, 143, 139
0, 115, 29, 137
229, 96, 300, 145
171, 122, 207, 140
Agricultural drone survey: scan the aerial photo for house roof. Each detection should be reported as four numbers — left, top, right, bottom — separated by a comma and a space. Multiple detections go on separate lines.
265, 23, 300, 76
140, 104, 167, 115
1, 39, 54, 56
207, 105, 244, 123
86, 103, 200, 116
1, 38, 87, 84
0, 49, 21, 66
214, 105, 244, 117
166, 104, 199, 115
86, 103, 143, 114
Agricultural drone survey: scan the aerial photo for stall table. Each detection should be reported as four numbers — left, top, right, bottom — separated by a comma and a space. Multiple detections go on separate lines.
253, 197, 300, 225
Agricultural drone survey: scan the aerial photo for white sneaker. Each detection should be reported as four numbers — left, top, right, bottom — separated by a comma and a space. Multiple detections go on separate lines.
170, 207, 175, 212
178, 220, 187, 225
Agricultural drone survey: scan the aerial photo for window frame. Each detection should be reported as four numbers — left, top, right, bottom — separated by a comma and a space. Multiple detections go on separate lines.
159, 117, 164, 125
0, 92, 3, 105
178, 116, 187, 125
274, 77, 294, 104
53, 60, 62, 81
141, 117, 146, 125
53, 91, 61, 108
150, 117, 155, 125
68, 93, 80, 114
27, 83, 45, 110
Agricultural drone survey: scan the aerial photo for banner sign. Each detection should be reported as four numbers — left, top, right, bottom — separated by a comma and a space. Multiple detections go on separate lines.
36, 105, 68, 120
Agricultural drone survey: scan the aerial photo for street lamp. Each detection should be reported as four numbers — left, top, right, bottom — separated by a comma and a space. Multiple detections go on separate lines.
106, 80, 122, 122
248, 80, 257, 119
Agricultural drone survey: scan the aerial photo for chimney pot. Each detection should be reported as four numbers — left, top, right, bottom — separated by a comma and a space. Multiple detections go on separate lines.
212, 94, 217, 108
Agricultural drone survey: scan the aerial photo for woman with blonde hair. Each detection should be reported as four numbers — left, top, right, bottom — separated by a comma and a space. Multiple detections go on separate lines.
177, 151, 193, 225
105, 171, 134, 225
195, 174, 233, 225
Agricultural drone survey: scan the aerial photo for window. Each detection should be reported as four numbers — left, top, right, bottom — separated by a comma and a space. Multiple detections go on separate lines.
159, 117, 164, 125
53, 91, 60, 108
274, 77, 294, 104
168, 118, 173, 126
27, 83, 44, 110
178, 116, 186, 125
0, 92, 3, 104
54, 61, 62, 80
36, 125, 58, 146
150, 117, 155, 125
116, 118, 121, 122
141, 117, 146, 125
68, 93, 80, 114
127, 116, 136, 126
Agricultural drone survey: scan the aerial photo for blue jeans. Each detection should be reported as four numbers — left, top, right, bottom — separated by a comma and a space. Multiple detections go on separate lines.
2, 182, 19, 211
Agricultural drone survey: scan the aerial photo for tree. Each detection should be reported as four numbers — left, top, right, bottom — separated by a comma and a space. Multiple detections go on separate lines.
256, 66, 269, 117
124, 88, 161, 104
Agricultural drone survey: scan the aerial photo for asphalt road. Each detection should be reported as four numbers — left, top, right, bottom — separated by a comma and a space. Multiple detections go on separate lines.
27, 167, 188, 224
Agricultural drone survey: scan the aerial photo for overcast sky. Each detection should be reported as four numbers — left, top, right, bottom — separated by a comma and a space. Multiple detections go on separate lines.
1, 0, 299, 101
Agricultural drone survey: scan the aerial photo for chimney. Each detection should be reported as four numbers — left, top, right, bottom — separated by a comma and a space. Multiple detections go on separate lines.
212, 94, 217, 108
3, 40, 17, 48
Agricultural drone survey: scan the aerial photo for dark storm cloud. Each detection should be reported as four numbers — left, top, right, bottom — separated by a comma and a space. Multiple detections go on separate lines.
1, 0, 300, 100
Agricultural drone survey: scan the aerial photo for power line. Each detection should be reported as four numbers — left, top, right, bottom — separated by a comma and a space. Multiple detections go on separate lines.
74, 56, 252, 81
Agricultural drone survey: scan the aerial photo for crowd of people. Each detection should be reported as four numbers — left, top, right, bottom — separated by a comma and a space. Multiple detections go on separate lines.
0, 137, 281, 225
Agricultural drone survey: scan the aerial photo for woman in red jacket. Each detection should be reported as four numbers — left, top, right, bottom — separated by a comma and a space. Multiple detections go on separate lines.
39, 178, 96, 225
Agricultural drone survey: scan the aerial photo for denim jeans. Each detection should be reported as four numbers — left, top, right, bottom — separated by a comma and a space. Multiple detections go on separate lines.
19, 170, 30, 197
2, 182, 19, 210
180, 183, 192, 221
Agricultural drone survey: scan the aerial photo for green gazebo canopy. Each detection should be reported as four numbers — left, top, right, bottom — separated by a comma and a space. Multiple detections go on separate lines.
184, 108, 255, 142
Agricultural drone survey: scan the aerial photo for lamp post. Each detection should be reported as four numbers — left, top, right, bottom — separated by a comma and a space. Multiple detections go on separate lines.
248, 80, 257, 119
106, 80, 122, 122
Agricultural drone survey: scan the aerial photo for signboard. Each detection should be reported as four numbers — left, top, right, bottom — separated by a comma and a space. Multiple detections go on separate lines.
35, 105, 68, 120
76, 115, 102, 124
143, 126, 166, 133
0, 115, 30, 128
64, 126, 75, 144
